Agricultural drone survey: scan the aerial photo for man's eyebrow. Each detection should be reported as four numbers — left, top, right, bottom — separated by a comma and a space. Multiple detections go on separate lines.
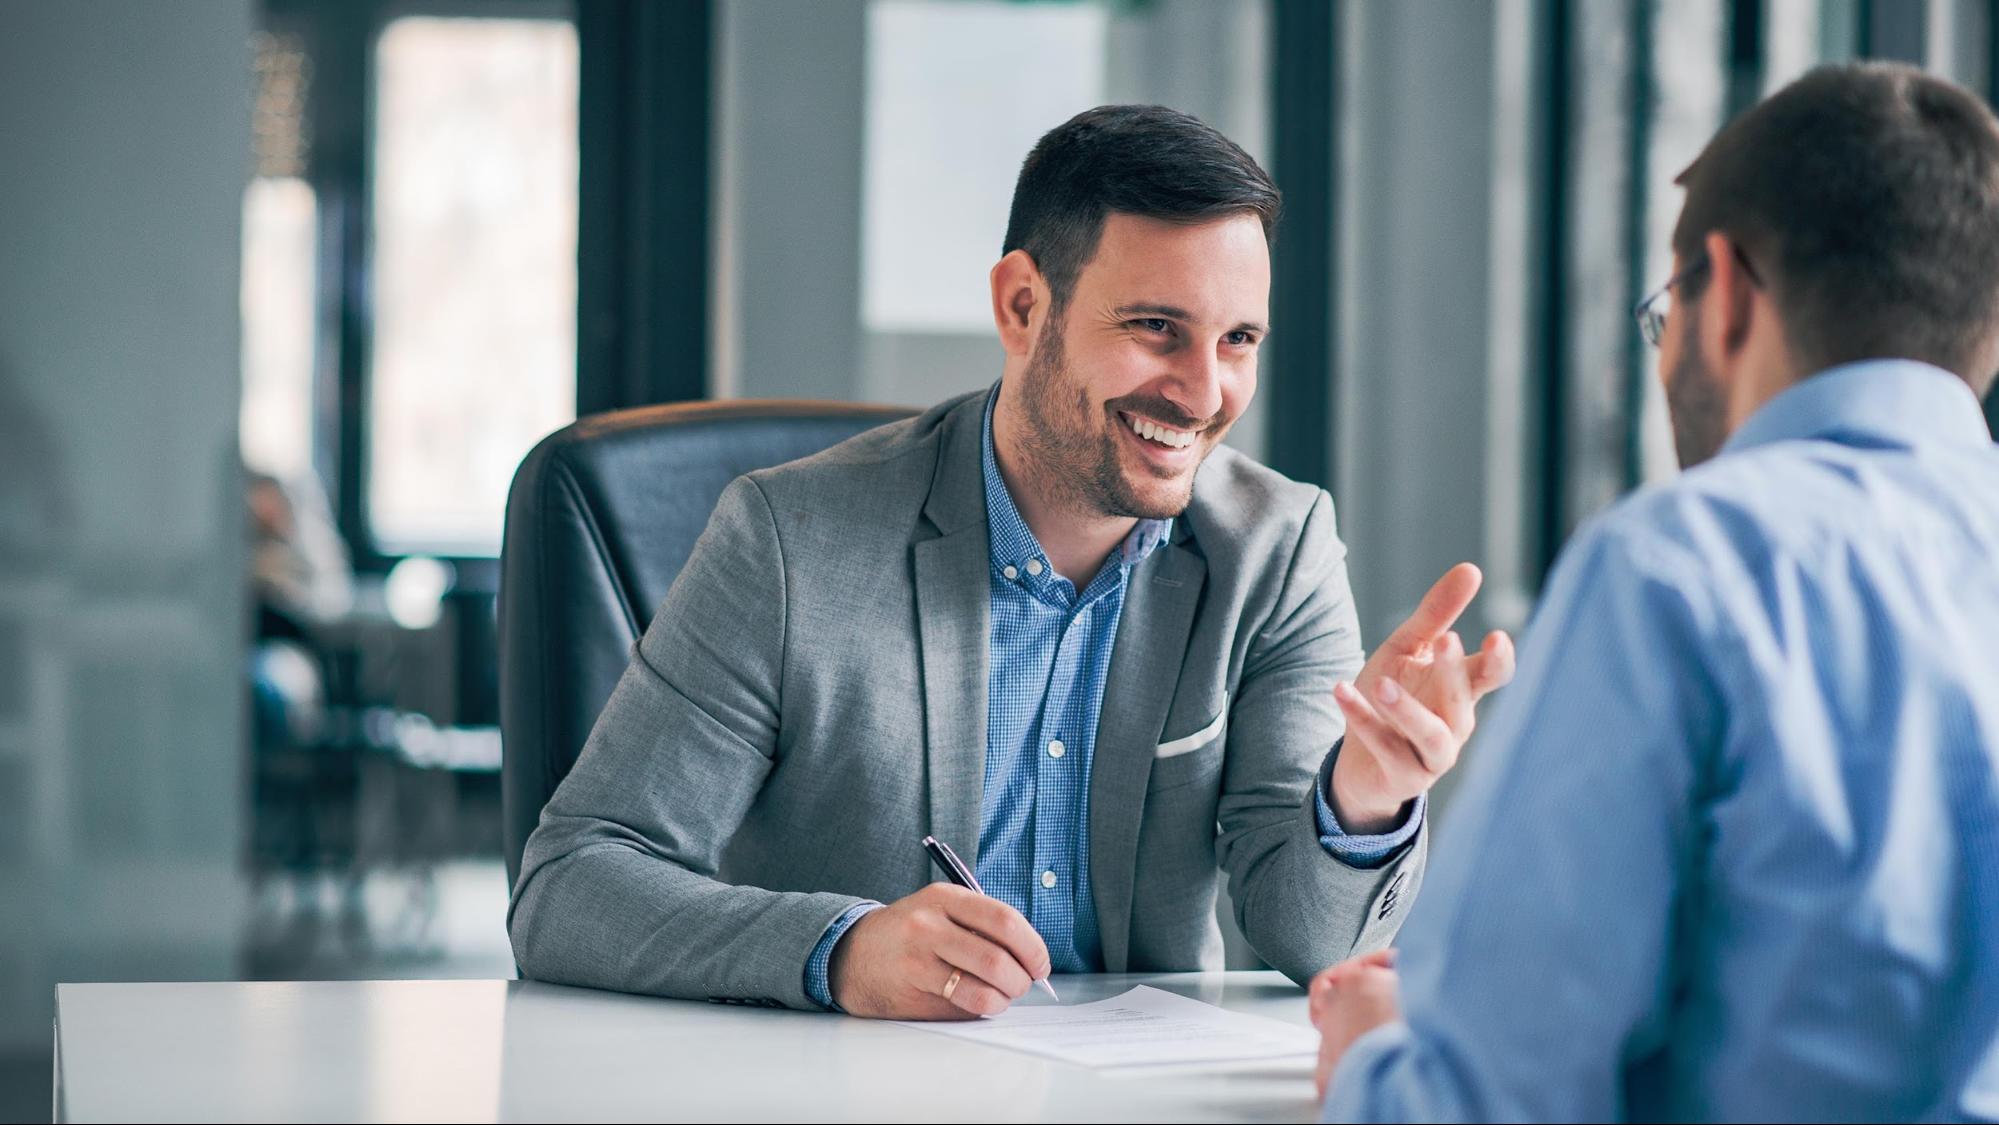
1112, 303, 1270, 336
1113, 302, 1194, 321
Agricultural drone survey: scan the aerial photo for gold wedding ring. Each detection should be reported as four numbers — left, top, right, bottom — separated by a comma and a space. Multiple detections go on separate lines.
942, 969, 963, 1000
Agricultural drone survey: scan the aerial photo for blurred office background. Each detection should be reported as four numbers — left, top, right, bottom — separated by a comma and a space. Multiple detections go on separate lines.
4, 0, 1999, 1118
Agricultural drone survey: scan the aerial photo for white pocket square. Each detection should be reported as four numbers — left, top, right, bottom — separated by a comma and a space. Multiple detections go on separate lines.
1155, 694, 1228, 759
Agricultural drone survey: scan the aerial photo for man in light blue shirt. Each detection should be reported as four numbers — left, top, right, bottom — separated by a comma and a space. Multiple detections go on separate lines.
1314, 62, 1999, 1121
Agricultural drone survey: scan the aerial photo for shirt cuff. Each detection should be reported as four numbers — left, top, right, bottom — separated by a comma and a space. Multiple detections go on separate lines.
804, 901, 884, 1011
1319, 1018, 1415, 1123
1314, 739, 1425, 869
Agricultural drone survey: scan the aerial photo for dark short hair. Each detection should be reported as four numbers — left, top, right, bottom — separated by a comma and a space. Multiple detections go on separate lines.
1003, 105, 1280, 311
1673, 62, 1999, 394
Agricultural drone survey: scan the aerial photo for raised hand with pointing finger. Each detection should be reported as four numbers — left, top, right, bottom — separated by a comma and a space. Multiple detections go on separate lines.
1327, 563, 1516, 833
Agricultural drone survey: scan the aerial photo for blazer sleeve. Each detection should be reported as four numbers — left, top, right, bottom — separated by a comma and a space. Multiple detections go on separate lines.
1217, 489, 1428, 984
507, 475, 866, 1009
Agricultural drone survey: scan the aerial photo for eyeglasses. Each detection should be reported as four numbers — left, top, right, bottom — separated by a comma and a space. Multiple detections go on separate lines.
1632, 257, 1710, 348
1632, 244, 1763, 348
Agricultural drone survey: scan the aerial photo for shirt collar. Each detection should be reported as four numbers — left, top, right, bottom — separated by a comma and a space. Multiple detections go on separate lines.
1722, 359, 1991, 457
980, 384, 1172, 581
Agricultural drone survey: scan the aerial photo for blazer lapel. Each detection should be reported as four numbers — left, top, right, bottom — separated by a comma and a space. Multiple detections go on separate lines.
913, 532, 989, 865
1089, 536, 1206, 972
911, 396, 991, 864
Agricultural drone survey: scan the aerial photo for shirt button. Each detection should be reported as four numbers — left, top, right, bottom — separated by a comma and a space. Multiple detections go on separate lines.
1041, 870, 1058, 889
1048, 739, 1066, 759
1026, 559, 1045, 576
1002, 565, 1019, 581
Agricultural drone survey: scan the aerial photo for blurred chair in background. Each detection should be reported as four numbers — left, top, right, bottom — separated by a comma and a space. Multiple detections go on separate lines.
244, 468, 371, 967
244, 468, 506, 976
246, 469, 352, 892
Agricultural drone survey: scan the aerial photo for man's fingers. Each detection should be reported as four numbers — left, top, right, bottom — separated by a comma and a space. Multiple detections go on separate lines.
1333, 682, 1424, 773
1325, 964, 1403, 1006
1465, 630, 1516, 695
929, 955, 1013, 1018
1309, 969, 1336, 1022
1346, 964, 1402, 1000
937, 887, 1052, 982
1382, 562, 1482, 654
1314, 948, 1398, 1011
1354, 948, 1398, 970
936, 927, 1034, 1001
1370, 676, 1454, 769
1431, 630, 1471, 727
1324, 949, 1399, 982
1313, 960, 1405, 1100
1330, 965, 1403, 1015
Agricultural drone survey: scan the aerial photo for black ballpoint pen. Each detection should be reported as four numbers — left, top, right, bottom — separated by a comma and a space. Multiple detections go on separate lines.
921, 835, 1061, 1000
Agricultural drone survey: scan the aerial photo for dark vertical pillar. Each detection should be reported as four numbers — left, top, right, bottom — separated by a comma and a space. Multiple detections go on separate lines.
274, 0, 377, 561
1858, 0, 1926, 62
576, 0, 712, 416
1621, 0, 1654, 490
1724, 0, 1764, 118
1267, 0, 1339, 493
1535, 0, 1572, 581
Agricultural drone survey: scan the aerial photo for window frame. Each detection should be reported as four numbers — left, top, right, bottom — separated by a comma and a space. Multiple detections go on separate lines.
265, 0, 711, 573
264, 0, 580, 574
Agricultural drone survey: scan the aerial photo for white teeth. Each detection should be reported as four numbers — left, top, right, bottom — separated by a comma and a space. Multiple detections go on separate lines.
1126, 413, 1194, 449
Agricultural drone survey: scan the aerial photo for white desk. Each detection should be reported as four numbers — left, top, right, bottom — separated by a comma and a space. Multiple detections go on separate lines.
55, 971, 1321, 1122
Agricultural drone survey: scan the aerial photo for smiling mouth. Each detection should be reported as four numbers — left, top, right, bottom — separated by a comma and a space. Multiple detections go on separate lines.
1119, 411, 1199, 450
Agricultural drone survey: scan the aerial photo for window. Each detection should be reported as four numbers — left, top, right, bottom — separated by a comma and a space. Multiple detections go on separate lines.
241, 30, 319, 481
861, 0, 1109, 333
241, 177, 320, 481
369, 16, 579, 554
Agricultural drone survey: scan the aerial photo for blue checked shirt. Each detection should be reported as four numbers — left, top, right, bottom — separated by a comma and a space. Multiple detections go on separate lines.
806, 386, 1420, 1008
1324, 361, 1999, 1121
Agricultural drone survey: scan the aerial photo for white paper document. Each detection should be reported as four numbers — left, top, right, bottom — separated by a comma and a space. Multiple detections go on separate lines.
892, 986, 1318, 1070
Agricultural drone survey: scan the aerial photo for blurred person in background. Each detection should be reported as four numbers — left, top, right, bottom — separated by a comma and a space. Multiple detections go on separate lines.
248, 470, 353, 627
246, 469, 352, 753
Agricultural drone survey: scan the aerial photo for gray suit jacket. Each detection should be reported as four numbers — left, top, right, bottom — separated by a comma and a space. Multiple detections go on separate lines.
509, 390, 1425, 1008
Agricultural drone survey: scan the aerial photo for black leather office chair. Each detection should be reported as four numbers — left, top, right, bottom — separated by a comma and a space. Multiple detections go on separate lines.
497, 400, 917, 887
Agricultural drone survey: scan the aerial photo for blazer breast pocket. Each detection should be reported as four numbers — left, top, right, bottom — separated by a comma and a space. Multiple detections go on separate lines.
1149, 692, 1228, 793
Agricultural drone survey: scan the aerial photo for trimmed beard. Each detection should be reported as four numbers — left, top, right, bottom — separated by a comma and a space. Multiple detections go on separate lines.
1014, 312, 1208, 520
1667, 308, 1729, 469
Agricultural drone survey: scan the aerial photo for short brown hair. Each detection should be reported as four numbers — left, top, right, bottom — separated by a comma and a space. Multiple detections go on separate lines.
1003, 105, 1280, 312
1673, 62, 1999, 395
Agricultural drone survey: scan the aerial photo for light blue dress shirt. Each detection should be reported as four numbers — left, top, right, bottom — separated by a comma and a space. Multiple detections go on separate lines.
805, 387, 1419, 1008
1324, 360, 1999, 1122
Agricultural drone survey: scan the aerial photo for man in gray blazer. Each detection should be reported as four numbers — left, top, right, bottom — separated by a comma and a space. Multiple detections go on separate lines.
510, 105, 1513, 1019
